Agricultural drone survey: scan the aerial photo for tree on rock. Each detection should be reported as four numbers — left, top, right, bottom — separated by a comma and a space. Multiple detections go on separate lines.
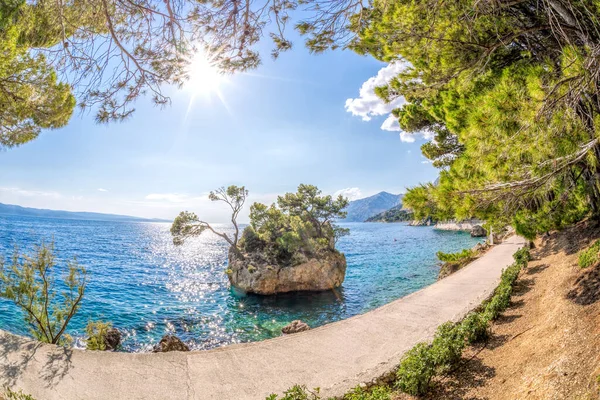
171, 185, 248, 255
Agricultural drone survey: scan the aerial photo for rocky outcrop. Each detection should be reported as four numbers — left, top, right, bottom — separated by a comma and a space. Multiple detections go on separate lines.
104, 328, 121, 351
470, 225, 487, 237
409, 217, 434, 226
434, 219, 484, 232
227, 251, 346, 295
152, 335, 190, 353
282, 320, 310, 334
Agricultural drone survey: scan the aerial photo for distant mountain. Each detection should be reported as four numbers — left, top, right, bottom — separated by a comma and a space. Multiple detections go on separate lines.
341, 192, 404, 222
365, 204, 413, 223
0, 203, 169, 223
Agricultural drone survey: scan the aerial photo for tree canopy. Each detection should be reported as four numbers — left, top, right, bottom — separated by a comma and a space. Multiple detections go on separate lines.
242, 184, 349, 266
352, 0, 600, 238
0, 0, 366, 148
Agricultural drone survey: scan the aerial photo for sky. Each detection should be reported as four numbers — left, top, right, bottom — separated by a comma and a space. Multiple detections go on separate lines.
0, 41, 438, 223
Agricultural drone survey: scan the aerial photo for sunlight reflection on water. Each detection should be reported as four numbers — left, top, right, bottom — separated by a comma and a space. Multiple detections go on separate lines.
0, 215, 483, 351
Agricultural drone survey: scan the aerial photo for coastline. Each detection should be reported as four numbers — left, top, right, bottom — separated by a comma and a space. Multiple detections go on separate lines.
0, 235, 526, 400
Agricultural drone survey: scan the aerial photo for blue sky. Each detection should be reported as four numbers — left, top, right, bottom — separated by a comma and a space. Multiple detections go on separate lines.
0, 44, 437, 222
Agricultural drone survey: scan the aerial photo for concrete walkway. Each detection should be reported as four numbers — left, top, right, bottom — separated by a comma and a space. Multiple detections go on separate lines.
0, 235, 526, 400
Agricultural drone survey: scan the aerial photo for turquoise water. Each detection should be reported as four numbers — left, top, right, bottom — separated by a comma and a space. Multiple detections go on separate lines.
0, 214, 482, 351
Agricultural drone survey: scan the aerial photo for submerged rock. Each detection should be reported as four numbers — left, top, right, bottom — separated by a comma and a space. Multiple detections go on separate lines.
470, 225, 487, 237
104, 328, 121, 351
152, 335, 190, 353
282, 320, 310, 334
228, 250, 346, 295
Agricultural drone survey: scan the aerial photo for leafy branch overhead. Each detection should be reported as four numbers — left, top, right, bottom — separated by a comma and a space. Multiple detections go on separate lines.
0, 0, 366, 148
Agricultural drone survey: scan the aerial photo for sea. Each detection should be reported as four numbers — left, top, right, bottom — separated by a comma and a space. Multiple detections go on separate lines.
0, 214, 482, 351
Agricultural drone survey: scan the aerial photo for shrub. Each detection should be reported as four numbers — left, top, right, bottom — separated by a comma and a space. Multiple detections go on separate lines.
86, 321, 112, 351
2, 388, 36, 400
436, 249, 475, 265
344, 385, 392, 400
0, 243, 86, 345
460, 312, 490, 343
395, 343, 436, 396
430, 322, 465, 371
578, 241, 600, 268
513, 247, 531, 266
265, 385, 320, 400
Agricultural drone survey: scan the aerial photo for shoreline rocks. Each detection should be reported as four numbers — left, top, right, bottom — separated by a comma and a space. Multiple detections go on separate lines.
152, 335, 190, 353
282, 320, 310, 334
470, 225, 487, 237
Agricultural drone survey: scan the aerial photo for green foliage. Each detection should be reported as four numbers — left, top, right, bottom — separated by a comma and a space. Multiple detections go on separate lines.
437, 249, 475, 265
0, 0, 75, 149
343, 385, 392, 400
365, 206, 413, 223
354, 0, 600, 235
395, 343, 436, 396
513, 247, 532, 266
0, 243, 86, 345
171, 186, 248, 251
266, 385, 320, 400
245, 184, 348, 266
460, 312, 490, 343
430, 322, 466, 371
578, 241, 600, 269
2, 387, 36, 400
85, 321, 112, 351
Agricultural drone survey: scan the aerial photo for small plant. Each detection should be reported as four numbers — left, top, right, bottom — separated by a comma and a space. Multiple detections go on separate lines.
395, 343, 436, 396
343, 385, 392, 400
2, 387, 36, 400
430, 322, 465, 371
85, 321, 112, 351
578, 241, 600, 268
225, 268, 233, 275
513, 247, 531, 266
248, 265, 257, 273
0, 243, 86, 345
460, 312, 490, 343
436, 249, 475, 265
266, 385, 320, 400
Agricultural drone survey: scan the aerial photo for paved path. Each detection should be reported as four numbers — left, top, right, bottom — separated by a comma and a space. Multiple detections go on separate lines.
0, 235, 526, 400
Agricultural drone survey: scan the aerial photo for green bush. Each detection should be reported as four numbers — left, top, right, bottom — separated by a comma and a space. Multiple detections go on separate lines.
513, 247, 531, 266
266, 385, 320, 400
436, 249, 475, 265
85, 320, 112, 351
2, 388, 36, 400
395, 343, 436, 396
430, 322, 465, 371
343, 385, 392, 400
460, 312, 490, 343
578, 241, 600, 269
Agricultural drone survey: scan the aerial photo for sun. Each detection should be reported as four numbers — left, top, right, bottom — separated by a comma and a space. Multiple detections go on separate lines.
186, 51, 223, 95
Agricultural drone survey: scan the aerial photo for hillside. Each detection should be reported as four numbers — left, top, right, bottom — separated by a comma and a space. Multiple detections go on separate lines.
399, 220, 600, 399
365, 204, 413, 222
0, 203, 168, 223
342, 192, 403, 222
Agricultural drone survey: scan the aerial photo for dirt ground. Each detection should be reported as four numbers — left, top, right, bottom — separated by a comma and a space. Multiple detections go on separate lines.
404, 220, 600, 400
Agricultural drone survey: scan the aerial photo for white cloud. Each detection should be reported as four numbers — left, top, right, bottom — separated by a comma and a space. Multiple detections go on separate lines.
345, 62, 434, 143
345, 62, 408, 122
334, 187, 363, 201
97, 188, 108, 192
